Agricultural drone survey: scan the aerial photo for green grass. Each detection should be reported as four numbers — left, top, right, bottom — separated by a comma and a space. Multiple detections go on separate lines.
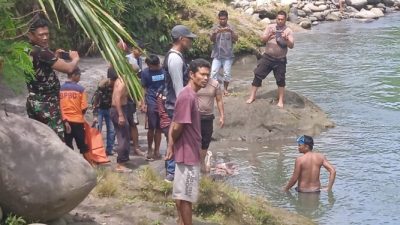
93, 168, 122, 198
133, 166, 313, 225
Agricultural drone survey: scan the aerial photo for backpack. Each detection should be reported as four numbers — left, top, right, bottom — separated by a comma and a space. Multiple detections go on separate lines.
162, 50, 189, 109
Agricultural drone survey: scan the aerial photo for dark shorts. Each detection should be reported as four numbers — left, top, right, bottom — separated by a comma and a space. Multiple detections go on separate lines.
253, 54, 287, 87
65, 122, 88, 154
201, 115, 215, 150
147, 108, 161, 130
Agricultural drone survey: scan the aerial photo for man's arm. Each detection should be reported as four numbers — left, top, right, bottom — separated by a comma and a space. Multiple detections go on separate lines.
168, 54, 184, 97
52, 51, 80, 74
215, 93, 225, 128
284, 158, 302, 191
210, 26, 219, 42
322, 156, 336, 191
165, 122, 185, 160
229, 26, 239, 42
113, 79, 126, 126
283, 30, 294, 49
261, 26, 274, 43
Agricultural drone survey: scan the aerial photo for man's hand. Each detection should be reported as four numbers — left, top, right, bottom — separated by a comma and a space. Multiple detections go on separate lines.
140, 104, 147, 113
165, 145, 174, 160
69, 51, 80, 61
65, 121, 72, 134
118, 114, 126, 126
219, 116, 224, 128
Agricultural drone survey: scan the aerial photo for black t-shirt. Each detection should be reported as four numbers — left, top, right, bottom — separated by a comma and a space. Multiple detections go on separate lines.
27, 45, 60, 96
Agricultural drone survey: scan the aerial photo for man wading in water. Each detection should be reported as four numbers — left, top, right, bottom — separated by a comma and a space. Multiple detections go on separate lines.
284, 135, 336, 193
246, 11, 294, 108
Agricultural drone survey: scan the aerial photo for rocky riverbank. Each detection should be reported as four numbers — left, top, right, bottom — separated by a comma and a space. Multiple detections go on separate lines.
230, 0, 400, 29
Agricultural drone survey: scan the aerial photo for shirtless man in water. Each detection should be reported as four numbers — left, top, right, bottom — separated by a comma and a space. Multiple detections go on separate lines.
284, 135, 336, 192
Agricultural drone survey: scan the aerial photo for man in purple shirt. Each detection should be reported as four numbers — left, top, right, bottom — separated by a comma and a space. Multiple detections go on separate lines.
165, 59, 210, 225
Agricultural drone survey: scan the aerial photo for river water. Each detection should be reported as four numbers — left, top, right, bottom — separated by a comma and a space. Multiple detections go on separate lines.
215, 13, 400, 225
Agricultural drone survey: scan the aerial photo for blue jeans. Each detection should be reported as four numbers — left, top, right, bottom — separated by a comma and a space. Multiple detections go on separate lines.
166, 109, 175, 176
97, 108, 115, 154
211, 58, 233, 82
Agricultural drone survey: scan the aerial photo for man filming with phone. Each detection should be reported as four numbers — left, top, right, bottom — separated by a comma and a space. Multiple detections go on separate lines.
210, 10, 238, 96
26, 17, 80, 141
246, 11, 294, 108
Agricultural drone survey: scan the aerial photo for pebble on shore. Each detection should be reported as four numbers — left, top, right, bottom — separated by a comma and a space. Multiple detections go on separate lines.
230, 0, 400, 29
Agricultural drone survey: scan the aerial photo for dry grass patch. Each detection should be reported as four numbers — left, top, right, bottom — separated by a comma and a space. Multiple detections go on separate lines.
93, 168, 123, 198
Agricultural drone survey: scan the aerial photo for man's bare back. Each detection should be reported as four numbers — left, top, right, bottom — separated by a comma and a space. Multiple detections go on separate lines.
285, 135, 336, 193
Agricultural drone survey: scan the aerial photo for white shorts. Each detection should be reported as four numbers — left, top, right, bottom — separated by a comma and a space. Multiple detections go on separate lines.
172, 163, 200, 203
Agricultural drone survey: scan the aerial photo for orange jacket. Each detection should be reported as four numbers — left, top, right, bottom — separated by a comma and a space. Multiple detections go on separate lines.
60, 81, 88, 123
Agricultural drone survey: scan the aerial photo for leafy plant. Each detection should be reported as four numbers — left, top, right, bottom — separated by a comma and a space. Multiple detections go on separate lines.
4, 214, 26, 225
38, 0, 143, 101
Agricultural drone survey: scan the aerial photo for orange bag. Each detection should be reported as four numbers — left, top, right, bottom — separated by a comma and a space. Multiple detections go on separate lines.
84, 121, 110, 164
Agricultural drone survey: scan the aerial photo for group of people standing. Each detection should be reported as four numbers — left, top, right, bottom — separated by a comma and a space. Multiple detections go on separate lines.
25, 9, 336, 225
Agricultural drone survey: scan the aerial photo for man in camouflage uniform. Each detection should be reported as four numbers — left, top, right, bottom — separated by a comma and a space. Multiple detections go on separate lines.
26, 18, 80, 141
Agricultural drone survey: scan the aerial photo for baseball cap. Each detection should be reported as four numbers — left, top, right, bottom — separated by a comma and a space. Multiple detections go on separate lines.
171, 25, 197, 39
297, 135, 314, 150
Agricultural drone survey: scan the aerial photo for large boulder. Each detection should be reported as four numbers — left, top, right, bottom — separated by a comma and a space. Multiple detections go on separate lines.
367, 0, 382, 4
299, 19, 312, 29
370, 7, 385, 16
309, 4, 328, 12
383, 0, 395, 6
0, 113, 97, 222
297, 9, 307, 17
346, 0, 368, 10
213, 90, 335, 142
313, 12, 326, 20
355, 8, 380, 18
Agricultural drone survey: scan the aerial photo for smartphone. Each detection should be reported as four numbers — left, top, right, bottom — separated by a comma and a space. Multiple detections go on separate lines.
59, 51, 71, 60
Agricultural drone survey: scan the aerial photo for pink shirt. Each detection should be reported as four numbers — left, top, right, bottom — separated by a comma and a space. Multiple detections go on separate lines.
173, 86, 201, 165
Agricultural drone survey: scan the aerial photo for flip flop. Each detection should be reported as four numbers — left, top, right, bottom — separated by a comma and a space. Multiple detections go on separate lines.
145, 157, 154, 161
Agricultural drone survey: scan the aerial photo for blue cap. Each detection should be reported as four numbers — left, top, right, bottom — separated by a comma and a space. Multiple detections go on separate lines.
297, 135, 314, 150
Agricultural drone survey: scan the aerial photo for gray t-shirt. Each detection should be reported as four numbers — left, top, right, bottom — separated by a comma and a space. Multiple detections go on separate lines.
210, 24, 235, 59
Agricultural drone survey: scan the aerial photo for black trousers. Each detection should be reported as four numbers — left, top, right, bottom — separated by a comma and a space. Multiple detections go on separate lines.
65, 122, 88, 154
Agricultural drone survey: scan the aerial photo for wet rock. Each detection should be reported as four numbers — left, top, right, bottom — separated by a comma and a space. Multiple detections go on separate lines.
314, 1, 327, 6
0, 113, 97, 222
297, 9, 307, 17
370, 7, 385, 16
347, 6, 361, 13
260, 18, 271, 25
366, 4, 374, 9
313, 12, 326, 20
326, 12, 342, 21
213, 89, 334, 142
299, 19, 312, 29
309, 16, 318, 22
288, 12, 299, 22
48, 218, 67, 225
309, 4, 328, 12
383, 0, 395, 6
346, 0, 368, 10
355, 8, 379, 18
367, 0, 382, 4
376, 3, 386, 7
